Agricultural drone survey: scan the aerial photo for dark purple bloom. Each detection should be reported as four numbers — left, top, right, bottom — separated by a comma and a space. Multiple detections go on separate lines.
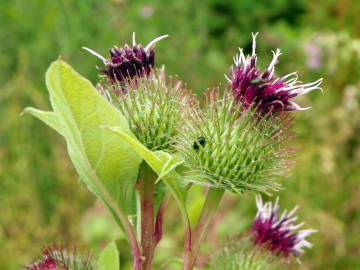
252, 195, 316, 260
83, 33, 168, 84
102, 44, 154, 83
228, 33, 322, 113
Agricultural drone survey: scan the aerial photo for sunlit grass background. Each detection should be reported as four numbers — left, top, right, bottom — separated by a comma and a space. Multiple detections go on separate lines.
1, 0, 360, 269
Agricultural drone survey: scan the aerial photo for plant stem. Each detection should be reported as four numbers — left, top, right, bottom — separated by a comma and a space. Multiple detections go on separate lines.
154, 200, 166, 245
93, 176, 142, 270
139, 162, 157, 270
182, 187, 225, 270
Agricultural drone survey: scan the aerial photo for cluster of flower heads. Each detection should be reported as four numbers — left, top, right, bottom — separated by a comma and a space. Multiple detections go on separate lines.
26, 245, 95, 270
83, 33, 168, 85
82, 33, 320, 262
228, 33, 322, 114
252, 195, 317, 260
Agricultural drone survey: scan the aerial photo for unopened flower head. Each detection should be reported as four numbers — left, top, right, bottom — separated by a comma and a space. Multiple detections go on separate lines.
252, 195, 317, 260
228, 33, 323, 114
26, 244, 95, 270
83, 33, 168, 84
177, 89, 293, 194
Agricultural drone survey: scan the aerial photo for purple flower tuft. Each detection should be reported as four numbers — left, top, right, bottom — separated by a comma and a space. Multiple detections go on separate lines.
83, 33, 168, 84
228, 33, 322, 113
102, 43, 155, 83
26, 251, 57, 270
252, 195, 317, 260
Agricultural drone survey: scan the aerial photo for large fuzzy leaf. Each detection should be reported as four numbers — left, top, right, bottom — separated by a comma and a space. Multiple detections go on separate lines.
23, 59, 142, 214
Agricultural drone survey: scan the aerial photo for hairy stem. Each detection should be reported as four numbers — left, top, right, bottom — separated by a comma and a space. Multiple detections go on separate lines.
182, 187, 225, 270
139, 162, 157, 270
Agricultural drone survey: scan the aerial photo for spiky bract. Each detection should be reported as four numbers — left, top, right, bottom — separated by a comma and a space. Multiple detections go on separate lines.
100, 68, 194, 151
177, 89, 292, 193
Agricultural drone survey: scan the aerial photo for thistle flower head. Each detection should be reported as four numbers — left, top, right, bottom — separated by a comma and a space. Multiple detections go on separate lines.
228, 33, 322, 114
252, 195, 317, 260
100, 68, 195, 151
177, 89, 293, 194
83, 33, 168, 84
26, 251, 57, 270
210, 236, 284, 270
26, 244, 95, 270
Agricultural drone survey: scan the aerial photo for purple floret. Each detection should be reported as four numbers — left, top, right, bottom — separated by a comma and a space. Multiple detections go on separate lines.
229, 33, 322, 114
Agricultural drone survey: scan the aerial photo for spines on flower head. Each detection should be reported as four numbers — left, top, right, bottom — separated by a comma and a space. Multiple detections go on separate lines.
252, 195, 317, 260
110, 68, 196, 151
228, 33, 323, 114
177, 88, 293, 194
83, 33, 168, 85
26, 244, 95, 270
210, 235, 285, 270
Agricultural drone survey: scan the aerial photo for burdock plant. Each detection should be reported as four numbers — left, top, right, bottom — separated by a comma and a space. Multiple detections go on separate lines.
23, 33, 321, 270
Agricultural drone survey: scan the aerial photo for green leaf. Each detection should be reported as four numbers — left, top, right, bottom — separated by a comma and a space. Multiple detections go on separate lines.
155, 153, 184, 184
22, 108, 63, 135
104, 127, 190, 229
97, 242, 120, 270
23, 59, 142, 214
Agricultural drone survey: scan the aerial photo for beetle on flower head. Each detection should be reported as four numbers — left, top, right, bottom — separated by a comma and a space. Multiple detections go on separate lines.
228, 33, 323, 114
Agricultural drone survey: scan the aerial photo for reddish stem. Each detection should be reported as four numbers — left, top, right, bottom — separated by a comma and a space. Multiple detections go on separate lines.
139, 163, 156, 270
154, 202, 165, 245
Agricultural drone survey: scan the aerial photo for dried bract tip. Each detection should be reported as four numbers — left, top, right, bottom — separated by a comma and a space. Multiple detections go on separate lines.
252, 195, 317, 260
230, 34, 323, 114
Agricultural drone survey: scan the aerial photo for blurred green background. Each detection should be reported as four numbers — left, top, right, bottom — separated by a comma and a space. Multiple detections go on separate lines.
1, 0, 360, 269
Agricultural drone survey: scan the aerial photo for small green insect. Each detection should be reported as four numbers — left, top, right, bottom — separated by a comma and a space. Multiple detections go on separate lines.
193, 136, 206, 151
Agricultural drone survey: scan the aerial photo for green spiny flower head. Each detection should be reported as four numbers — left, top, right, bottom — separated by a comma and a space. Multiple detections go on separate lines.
177, 88, 293, 193
99, 68, 195, 151
209, 236, 285, 270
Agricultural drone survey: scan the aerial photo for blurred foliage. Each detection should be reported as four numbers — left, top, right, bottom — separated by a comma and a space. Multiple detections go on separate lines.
1, 0, 360, 269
